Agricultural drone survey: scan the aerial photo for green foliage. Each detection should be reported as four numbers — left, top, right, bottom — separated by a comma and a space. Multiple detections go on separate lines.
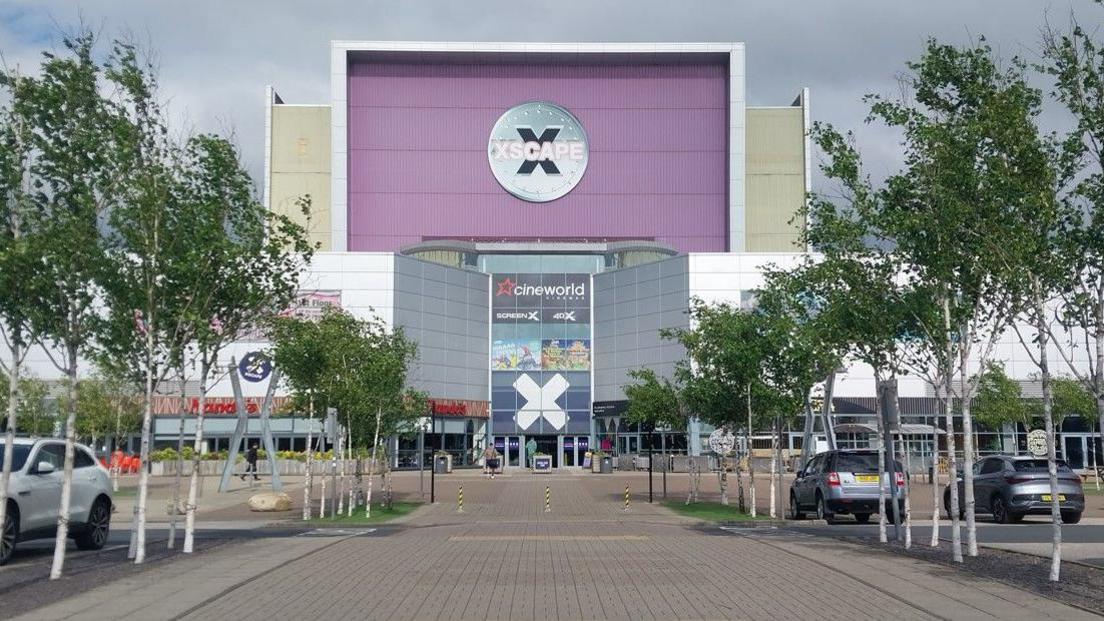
1029, 376, 1097, 428
268, 307, 425, 449
624, 368, 685, 430
0, 374, 55, 436
63, 373, 142, 442
972, 362, 1028, 430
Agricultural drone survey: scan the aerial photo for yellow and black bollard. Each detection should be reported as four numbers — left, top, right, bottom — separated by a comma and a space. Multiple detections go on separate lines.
624, 482, 630, 512
544, 485, 551, 513
457, 485, 464, 513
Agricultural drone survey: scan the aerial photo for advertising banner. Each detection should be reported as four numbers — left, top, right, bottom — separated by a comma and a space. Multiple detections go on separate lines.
540, 339, 590, 371
491, 339, 542, 371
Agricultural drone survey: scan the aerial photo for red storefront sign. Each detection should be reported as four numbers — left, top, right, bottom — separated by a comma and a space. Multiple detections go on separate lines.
428, 398, 489, 419
152, 396, 290, 416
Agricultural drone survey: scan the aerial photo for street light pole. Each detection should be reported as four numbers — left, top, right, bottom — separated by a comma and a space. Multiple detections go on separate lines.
648, 431, 654, 503
418, 418, 425, 499
430, 411, 436, 504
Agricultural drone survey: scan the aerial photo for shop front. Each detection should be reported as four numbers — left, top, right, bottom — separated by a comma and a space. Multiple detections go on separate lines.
395, 398, 489, 469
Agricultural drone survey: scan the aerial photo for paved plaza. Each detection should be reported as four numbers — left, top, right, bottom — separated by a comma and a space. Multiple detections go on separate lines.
5, 471, 1100, 620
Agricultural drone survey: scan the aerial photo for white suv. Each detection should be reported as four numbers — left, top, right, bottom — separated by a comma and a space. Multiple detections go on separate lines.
1, 438, 113, 565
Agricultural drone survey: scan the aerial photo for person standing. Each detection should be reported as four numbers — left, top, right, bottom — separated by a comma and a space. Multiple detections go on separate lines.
525, 437, 537, 469
240, 442, 260, 481
483, 444, 500, 479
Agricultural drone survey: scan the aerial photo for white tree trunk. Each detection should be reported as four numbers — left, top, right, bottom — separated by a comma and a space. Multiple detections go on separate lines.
930, 425, 940, 547
876, 391, 888, 544
0, 340, 21, 554
50, 342, 81, 579
133, 322, 156, 565
336, 430, 345, 516
1036, 295, 1062, 582
319, 469, 327, 518
747, 388, 756, 518
1095, 299, 1104, 492
941, 295, 963, 563
167, 375, 187, 549
718, 455, 729, 506
902, 438, 913, 549
183, 359, 210, 553
960, 344, 979, 557
768, 424, 778, 519
365, 408, 382, 518
302, 393, 314, 521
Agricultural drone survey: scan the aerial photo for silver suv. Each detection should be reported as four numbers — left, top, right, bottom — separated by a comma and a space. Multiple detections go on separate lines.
1, 438, 113, 565
944, 455, 1085, 524
790, 449, 905, 524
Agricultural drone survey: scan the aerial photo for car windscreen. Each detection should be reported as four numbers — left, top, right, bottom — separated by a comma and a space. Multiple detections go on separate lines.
1013, 459, 1072, 473
834, 453, 903, 473
0, 445, 32, 471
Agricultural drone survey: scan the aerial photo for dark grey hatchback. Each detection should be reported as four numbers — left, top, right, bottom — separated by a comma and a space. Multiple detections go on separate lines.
944, 455, 1085, 524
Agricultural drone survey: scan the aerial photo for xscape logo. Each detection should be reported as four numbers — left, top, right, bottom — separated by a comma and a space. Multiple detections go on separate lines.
487, 101, 589, 203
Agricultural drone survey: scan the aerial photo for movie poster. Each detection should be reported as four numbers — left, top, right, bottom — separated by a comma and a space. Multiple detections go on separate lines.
491, 339, 542, 371
540, 339, 590, 371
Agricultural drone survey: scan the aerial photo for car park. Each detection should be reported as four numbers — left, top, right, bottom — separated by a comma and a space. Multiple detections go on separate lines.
790, 449, 906, 524
944, 455, 1084, 524
1, 438, 113, 565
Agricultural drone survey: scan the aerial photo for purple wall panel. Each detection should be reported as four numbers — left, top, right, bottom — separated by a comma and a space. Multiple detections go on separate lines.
346, 59, 728, 252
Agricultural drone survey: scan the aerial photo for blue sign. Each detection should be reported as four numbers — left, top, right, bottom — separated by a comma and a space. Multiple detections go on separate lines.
239, 352, 272, 383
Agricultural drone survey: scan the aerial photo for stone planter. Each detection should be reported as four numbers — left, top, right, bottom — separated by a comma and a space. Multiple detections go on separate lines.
533, 455, 552, 472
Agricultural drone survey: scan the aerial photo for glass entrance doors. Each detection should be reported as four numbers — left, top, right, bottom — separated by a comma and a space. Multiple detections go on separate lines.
493, 435, 523, 468
560, 436, 590, 467
1062, 434, 1102, 471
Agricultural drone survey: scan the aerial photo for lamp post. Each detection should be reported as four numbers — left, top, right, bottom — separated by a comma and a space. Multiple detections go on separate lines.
430, 409, 437, 504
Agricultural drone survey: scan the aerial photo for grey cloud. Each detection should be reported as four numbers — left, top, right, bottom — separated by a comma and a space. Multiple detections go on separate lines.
0, 0, 1089, 191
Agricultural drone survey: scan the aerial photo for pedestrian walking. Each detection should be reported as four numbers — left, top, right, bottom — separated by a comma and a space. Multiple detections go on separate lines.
525, 438, 537, 469
240, 443, 260, 481
483, 444, 501, 479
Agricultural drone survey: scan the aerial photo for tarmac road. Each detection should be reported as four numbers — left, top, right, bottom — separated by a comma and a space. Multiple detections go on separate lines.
784, 517, 1104, 568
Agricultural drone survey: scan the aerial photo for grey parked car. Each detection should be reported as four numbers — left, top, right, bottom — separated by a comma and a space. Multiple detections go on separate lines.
943, 455, 1085, 524
790, 449, 906, 524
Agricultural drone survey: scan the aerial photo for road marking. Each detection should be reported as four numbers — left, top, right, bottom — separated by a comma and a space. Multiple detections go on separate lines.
297, 528, 376, 537
447, 535, 649, 542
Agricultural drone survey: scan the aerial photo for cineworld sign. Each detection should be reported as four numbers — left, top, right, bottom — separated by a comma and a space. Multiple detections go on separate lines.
487, 101, 589, 203
493, 274, 589, 308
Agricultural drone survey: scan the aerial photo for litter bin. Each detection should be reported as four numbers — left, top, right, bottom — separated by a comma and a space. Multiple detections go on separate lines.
600, 455, 613, 474
434, 454, 450, 474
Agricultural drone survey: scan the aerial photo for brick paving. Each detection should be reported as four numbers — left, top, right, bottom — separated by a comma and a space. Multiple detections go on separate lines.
11, 471, 1100, 620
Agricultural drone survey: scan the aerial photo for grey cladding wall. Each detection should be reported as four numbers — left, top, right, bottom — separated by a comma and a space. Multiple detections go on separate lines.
393, 255, 489, 401
593, 255, 690, 402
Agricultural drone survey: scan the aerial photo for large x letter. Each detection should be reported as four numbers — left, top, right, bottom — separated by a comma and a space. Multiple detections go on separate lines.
514, 373, 569, 431
516, 127, 561, 175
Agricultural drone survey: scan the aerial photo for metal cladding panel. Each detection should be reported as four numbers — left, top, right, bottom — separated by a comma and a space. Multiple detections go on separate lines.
346, 60, 728, 252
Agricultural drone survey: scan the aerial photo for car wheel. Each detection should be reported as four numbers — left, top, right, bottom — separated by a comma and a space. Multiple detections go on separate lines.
854, 513, 871, 524
816, 493, 834, 524
789, 492, 805, 520
75, 498, 110, 551
1, 505, 17, 566
991, 496, 1011, 524
1061, 511, 1082, 525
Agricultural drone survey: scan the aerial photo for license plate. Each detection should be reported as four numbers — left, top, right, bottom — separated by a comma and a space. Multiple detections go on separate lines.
1041, 494, 1066, 502
856, 475, 879, 483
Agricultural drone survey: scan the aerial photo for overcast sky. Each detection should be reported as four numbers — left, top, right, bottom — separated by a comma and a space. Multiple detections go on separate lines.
0, 0, 1093, 190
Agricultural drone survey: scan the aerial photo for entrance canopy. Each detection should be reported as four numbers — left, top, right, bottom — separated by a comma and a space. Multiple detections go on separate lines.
835, 423, 944, 436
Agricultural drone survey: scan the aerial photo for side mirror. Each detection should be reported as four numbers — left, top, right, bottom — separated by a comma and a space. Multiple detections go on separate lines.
35, 461, 56, 475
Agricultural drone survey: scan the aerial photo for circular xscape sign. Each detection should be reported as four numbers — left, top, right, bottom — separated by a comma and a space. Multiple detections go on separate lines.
487, 101, 589, 203
708, 428, 736, 455
1027, 429, 1048, 457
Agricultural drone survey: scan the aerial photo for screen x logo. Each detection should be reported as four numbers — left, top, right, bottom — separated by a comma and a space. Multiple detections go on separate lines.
515, 127, 560, 175
514, 373, 568, 431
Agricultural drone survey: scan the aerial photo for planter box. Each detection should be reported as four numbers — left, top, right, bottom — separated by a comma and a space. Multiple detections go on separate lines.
533, 455, 552, 472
